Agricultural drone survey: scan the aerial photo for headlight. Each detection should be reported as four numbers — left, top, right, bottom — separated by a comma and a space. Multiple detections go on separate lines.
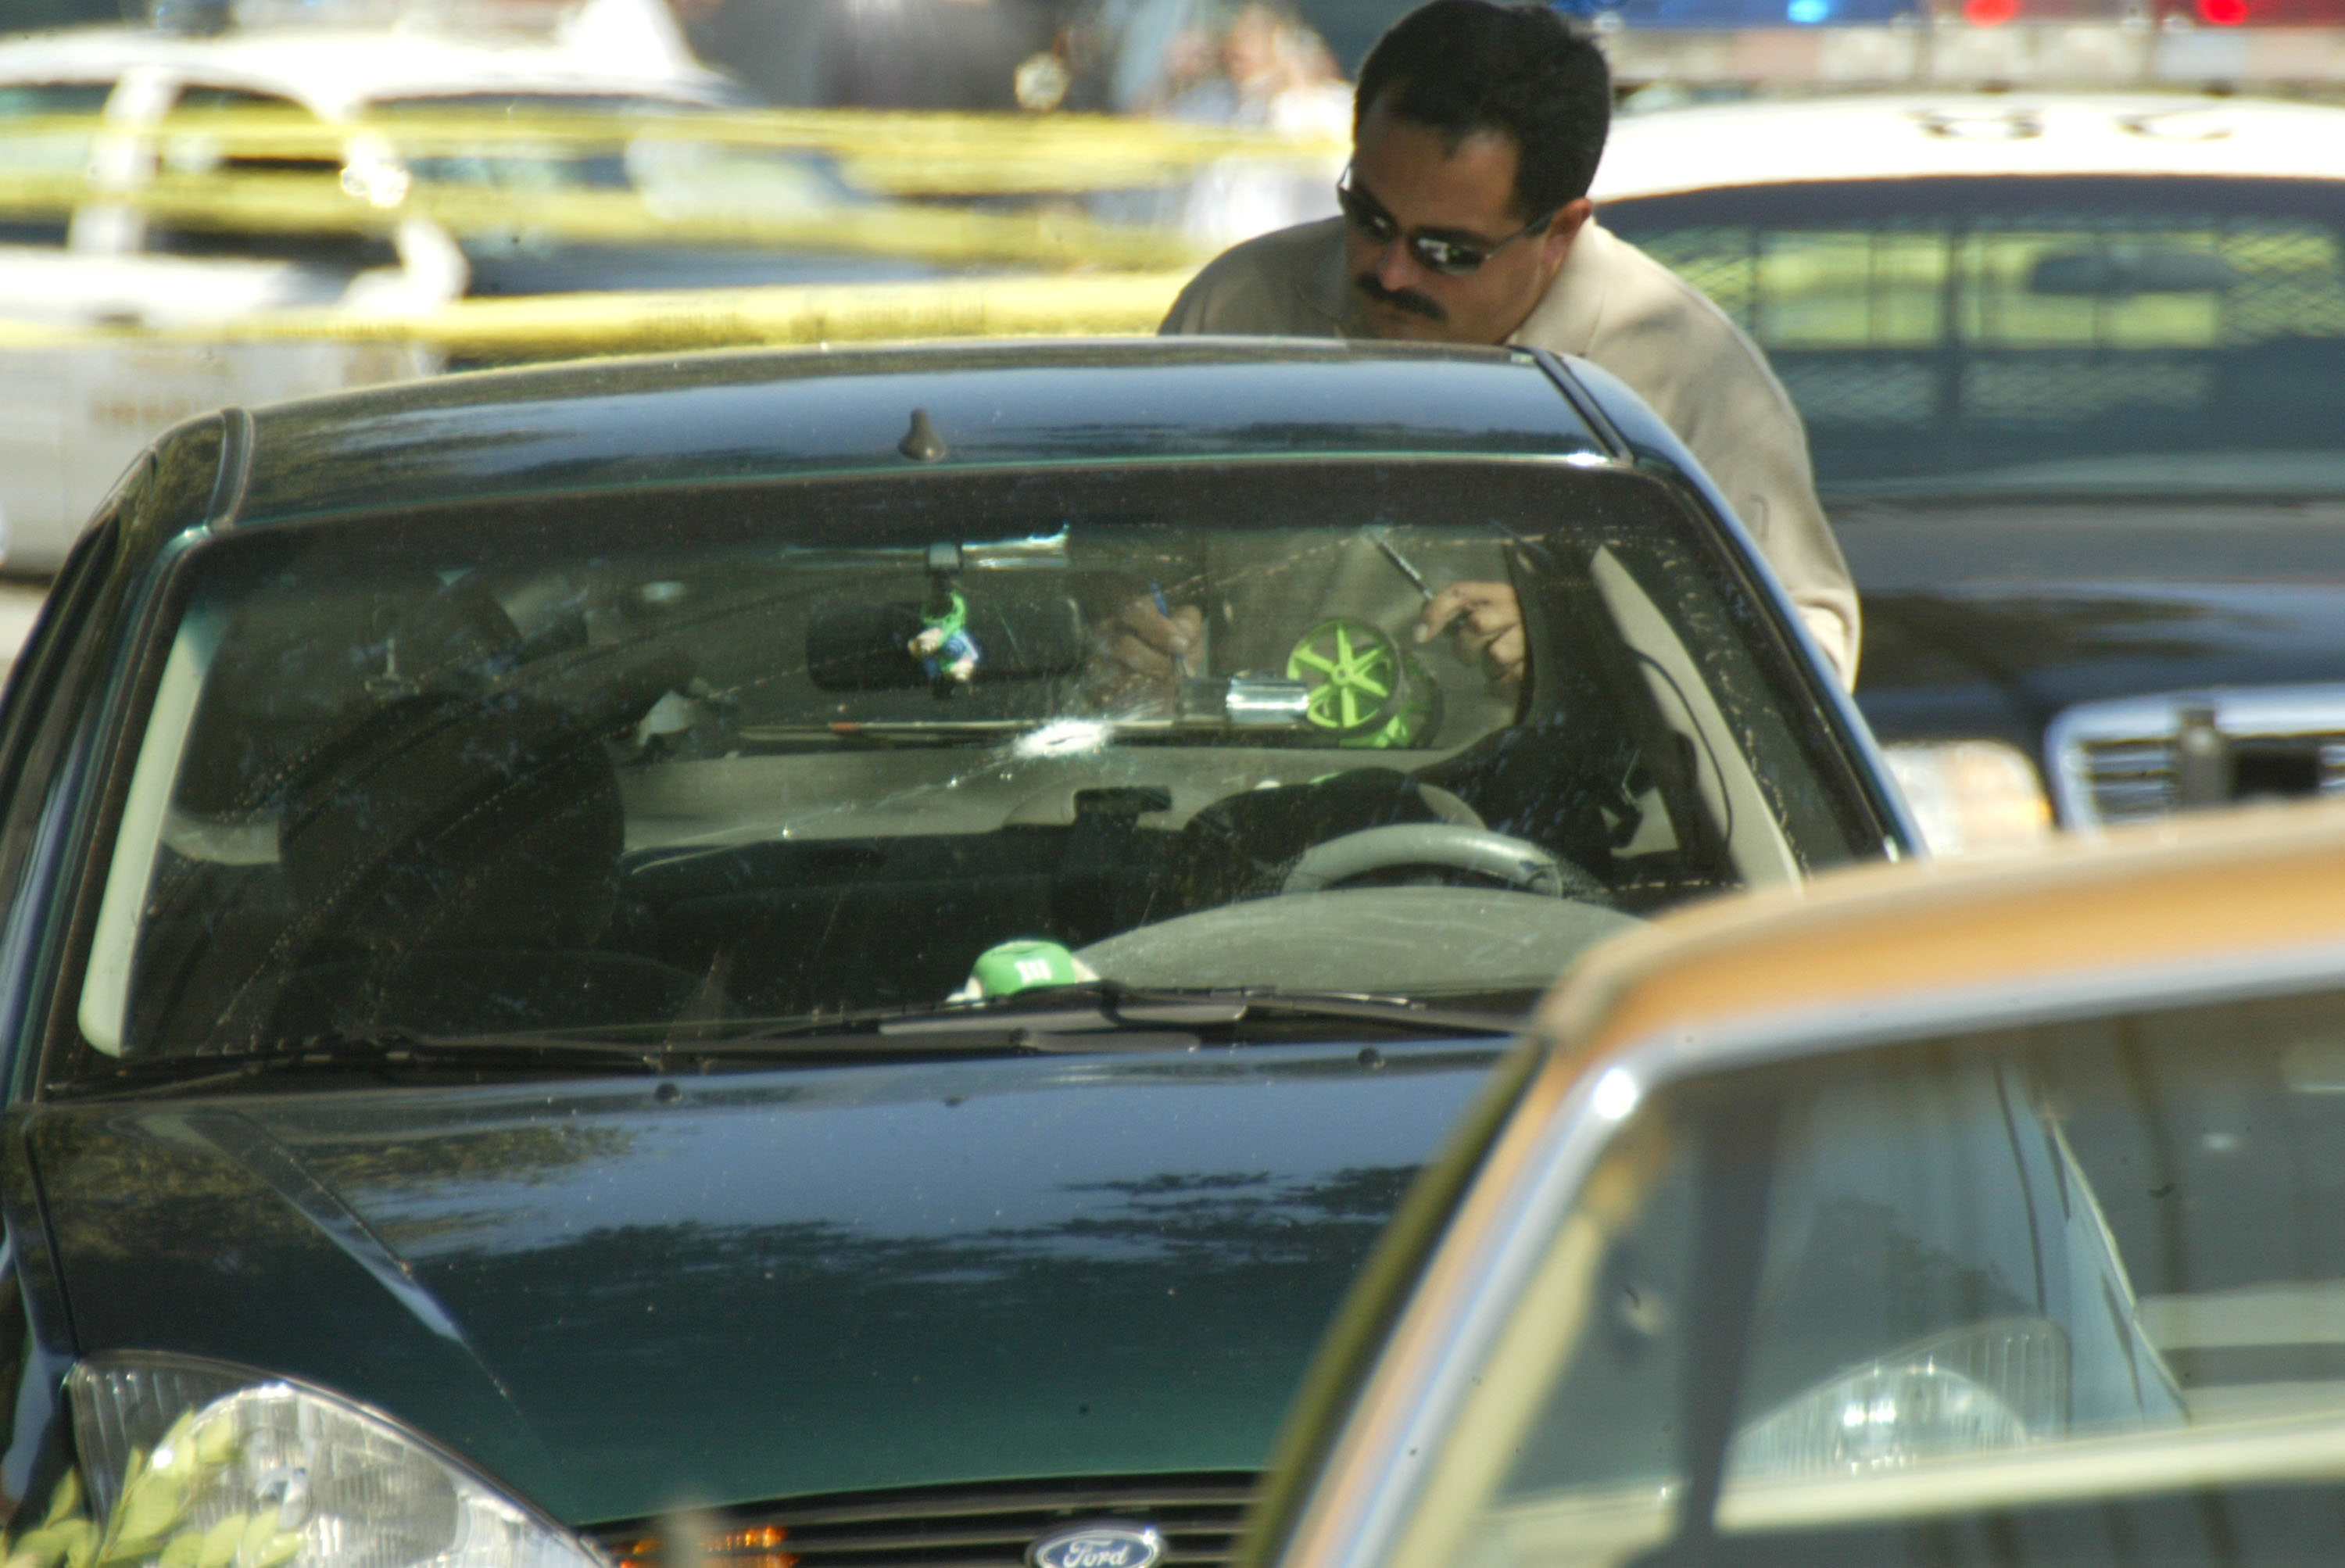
1727, 1317, 2069, 1478
40, 1354, 599, 1568
1882, 741, 2053, 857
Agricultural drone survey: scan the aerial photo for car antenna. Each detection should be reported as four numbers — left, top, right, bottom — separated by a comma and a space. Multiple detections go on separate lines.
899, 409, 949, 463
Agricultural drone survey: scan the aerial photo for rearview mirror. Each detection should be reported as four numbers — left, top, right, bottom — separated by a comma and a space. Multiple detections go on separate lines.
806, 596, 1086, 690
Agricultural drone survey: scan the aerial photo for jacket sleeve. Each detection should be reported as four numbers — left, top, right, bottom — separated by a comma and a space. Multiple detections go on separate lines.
1694, 367, 1861, 692
1592, 267, 1861, 689
1158, 220, 1350, 338
1158, 271, 1214, 335
1157, 257, 1301, 336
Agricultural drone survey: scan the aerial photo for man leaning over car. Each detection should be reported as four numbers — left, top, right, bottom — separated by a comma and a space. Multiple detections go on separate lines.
1147, 0, 1859, 691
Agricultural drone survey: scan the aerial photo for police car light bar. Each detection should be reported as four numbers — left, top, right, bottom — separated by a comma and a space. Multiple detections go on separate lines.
1594, 20, 2345, 84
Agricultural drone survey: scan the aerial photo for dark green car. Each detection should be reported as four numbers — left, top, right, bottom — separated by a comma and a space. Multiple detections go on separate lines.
0, 339, 1905, 1568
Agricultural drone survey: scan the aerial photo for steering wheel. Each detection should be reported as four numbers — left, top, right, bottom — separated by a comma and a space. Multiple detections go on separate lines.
1281, 824, 1608, 900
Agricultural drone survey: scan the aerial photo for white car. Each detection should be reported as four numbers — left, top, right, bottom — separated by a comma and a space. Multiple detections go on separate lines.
0, 0, 739, 572
1590, 91, 2345, 848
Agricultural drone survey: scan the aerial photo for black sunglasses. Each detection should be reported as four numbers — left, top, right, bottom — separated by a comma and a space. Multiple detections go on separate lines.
1335, 167, 1557, 277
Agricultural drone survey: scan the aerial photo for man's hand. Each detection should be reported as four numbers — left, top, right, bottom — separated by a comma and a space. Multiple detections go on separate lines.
1419, 581, 1525, 687
1088, 593, 1205, 707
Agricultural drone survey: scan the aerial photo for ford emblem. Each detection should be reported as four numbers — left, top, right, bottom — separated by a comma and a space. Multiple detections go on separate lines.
1027, 1523, 1165, 1568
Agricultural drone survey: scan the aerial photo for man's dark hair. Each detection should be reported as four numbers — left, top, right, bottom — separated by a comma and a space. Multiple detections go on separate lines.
1355, 0, 1611, 221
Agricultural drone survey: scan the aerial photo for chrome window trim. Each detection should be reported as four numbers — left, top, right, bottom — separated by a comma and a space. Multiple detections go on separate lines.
1274, 929, 2345, 1568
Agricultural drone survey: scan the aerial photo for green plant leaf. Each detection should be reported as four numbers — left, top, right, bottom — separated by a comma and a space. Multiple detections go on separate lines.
193, 1513, 245, 1568
41, 1474, 83, 1529
190, 1419, 236, 1472
234, 1516, 299, 1568
9, 1515, 97, 1568
104, 1465, 194, 1562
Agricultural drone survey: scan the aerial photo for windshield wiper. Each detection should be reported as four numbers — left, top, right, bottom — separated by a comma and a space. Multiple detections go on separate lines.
52, 990, 1524, 1098
49, 1030, 682, 1100
1203, 988, 1527, 1035
704, 983, 1525, 1052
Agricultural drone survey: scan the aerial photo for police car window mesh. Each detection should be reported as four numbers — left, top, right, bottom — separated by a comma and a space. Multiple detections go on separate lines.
1631, 208, 2345, 487
1774, 359, 1935, 428
1639, 218, 2345, 352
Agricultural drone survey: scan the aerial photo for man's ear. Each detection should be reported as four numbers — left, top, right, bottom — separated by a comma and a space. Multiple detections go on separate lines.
1538, 198, 1595, 281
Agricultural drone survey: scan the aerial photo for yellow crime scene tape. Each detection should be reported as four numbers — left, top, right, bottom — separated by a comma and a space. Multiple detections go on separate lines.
0, 104, 1344, 267
0, 168, 1214, 269
0, 106, 1315, 354
0, 272, 1197, 357
2, 105, 1345, 195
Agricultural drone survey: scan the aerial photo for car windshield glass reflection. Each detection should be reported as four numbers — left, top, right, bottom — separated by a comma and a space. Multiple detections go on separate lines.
62, 460, 1871, 1076
1405, 993, 2345, 1568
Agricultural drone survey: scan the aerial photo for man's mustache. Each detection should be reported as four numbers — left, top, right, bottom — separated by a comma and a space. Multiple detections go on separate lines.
1353, 272, 1445, 323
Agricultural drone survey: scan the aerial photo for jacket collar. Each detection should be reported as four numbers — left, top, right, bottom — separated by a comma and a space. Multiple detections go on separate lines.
1506, 218, 1613, 356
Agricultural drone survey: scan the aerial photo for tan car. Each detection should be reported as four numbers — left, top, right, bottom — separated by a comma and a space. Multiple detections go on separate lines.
1244, 800, 2345, 1568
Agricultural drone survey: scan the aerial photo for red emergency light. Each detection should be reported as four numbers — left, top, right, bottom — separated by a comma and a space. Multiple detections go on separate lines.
2174, 0, 2345, 20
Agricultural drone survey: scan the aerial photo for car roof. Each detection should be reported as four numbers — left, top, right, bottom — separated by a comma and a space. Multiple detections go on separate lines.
1534, 798, 2345, 1072
1592, 91, 2345, 202
0, 18, 728, 117
213, 338, 1607, 527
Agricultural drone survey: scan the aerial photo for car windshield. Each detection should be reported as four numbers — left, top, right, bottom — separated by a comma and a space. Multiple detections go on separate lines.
1381, 990, 2345, 1568
1602, 175, 2345, 499
59, 458, 1875, 1075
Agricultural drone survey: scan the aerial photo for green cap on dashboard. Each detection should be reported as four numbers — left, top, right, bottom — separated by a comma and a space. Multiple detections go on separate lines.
962, 940, 1097, 1001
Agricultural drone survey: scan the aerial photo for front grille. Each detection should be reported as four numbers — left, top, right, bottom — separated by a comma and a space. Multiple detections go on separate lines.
590, 1473, 1258, 1568
2066, 736, 2181, 826
2047, 686, 2345, 829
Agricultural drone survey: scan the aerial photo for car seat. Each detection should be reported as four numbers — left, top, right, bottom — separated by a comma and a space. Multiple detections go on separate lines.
261, 669, 709, 1040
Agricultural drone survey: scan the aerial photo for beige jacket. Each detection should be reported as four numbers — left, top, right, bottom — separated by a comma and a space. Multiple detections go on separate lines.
1158, 217, 1859, 687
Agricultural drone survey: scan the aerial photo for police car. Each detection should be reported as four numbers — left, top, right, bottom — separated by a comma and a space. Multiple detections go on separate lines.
1590, 90, 2345, 849
0, 0, 743, 572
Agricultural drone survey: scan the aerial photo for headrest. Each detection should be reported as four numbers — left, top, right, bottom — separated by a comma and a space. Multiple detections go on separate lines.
278, 689, 625, 954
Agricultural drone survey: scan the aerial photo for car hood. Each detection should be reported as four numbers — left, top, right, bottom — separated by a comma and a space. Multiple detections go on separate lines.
25, 1041, 1502, 1527
1838, 500, 2345, 748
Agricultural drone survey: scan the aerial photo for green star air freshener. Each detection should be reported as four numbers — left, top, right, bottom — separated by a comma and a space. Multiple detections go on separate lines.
1286, 618, 1440, 749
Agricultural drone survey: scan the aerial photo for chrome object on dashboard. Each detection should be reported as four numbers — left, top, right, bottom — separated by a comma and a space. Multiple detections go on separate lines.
2048, 686, 2345, 829
1222, 676, 1316, 728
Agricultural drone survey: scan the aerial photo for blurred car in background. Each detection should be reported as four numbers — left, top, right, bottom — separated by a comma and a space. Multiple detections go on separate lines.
0, 0, 905, 573
0, 0, 1342, 580
1592, 92, 2345, 848
1245, 798, 2345, 1568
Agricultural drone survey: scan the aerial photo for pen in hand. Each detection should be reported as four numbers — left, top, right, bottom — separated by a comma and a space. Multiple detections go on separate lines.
1151, 583, 1189, 678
